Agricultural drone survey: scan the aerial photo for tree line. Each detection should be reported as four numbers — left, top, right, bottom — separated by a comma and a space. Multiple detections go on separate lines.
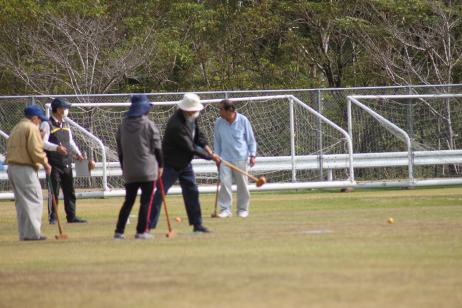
0, 0, 461, 95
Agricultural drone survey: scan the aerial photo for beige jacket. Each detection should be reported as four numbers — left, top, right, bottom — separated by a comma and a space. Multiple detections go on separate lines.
6, 118, 48, 171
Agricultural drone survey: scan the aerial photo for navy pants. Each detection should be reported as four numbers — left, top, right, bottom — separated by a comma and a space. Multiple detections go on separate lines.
116, 181, 156, 234
148, 163, 202, 229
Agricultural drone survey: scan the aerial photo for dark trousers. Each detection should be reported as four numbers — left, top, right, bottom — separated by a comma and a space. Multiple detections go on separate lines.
47, 165, 77, 222
116, 181, 156, 234
148, 163, 202, 229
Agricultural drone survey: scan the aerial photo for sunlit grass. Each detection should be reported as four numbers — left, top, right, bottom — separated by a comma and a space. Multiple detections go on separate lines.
1, 187, 461, 308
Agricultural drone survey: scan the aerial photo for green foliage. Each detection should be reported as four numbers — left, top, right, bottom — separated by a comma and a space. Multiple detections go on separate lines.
0, 0, 461, 94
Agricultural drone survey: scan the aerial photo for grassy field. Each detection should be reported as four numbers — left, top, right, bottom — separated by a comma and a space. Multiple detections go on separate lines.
1, 187, 462, 308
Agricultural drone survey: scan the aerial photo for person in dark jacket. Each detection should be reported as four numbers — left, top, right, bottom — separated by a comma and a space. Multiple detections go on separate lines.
148, 93, 220, 233
114, 94, 163, 240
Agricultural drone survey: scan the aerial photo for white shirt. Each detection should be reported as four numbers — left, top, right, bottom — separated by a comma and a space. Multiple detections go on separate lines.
40, 115, 82, 156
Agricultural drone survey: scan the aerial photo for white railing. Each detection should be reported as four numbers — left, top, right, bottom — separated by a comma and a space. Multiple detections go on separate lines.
347, 93, 462, 187
2, 91, 462, 199
1, 94, 355, 199
2, 150, 460, 180
348, 96, 414, 182
47, 94, 355, 188
2, 149, 462, 198
65, 118, 108, 191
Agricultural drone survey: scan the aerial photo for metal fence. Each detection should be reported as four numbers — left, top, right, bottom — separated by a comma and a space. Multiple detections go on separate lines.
1, 84, 461, 198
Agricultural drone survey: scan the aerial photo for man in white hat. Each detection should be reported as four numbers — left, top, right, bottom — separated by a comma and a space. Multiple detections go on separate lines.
148, 93, 220, 233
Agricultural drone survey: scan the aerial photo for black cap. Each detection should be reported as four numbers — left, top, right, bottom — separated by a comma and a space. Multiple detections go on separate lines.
51, 98, 72, 110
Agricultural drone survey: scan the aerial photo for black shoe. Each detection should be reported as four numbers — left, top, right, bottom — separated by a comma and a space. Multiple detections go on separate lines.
49, 214, 57, 225
193, 224, 210, 233
23, 236, 47, 241
67, 216, 87, 223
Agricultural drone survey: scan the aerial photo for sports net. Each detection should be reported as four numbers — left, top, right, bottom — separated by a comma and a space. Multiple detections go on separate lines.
44, 94, 351, 192
350, 95, 462, 181
3, 85, 460, 196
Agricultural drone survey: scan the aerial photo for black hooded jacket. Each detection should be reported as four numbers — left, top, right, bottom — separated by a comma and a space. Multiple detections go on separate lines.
162, 109, 211, 170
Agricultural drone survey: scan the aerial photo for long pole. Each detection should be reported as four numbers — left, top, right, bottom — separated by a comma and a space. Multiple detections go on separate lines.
47, 177, 68, 240
221, 160, 259, 182
289, 98, 296, 182
159, 178, 175, 238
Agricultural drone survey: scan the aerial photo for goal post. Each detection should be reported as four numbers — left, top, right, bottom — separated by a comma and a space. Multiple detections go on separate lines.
2, 89, 462, 199
36, 94, 356, 198
347, 93, 462, 187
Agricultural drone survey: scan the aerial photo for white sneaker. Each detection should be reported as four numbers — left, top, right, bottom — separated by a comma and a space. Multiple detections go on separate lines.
113, 233, 125, 240
217, 210, 232, 218
135, 232, 154, 240
237, 210, 249, 218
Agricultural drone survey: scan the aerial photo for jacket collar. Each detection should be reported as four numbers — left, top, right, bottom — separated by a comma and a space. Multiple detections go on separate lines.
51, 114, 66, 124
176, 109, 187, 123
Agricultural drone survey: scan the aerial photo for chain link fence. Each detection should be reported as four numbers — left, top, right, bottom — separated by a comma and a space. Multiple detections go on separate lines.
1, 84, 461, 195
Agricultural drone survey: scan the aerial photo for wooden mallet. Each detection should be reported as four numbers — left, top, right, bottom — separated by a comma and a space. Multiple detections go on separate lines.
211, 177, 220, 218
159, 178, 176, 238
221, 159, 267, 187
47, 177, 68, 240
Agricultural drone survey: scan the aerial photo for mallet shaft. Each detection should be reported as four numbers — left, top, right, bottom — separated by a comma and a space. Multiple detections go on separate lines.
221, 159, 259, 182
159, 178, 173, 233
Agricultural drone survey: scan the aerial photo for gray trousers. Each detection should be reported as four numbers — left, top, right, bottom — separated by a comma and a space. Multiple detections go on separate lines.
8, 164, 44, 240
218, 160, 250, 213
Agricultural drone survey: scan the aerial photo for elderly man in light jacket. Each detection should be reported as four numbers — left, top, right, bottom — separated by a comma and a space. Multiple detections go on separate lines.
214, 99, 257, 218
7, 105, 52, 240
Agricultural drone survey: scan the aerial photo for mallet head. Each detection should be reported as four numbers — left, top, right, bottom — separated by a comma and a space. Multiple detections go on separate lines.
165, 231, 176, 238
211, 212, 218, 218
55, 234, 69, 240
256, 176, 267, 187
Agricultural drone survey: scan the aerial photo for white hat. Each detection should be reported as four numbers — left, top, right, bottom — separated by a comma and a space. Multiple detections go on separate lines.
178, 93, 204, 111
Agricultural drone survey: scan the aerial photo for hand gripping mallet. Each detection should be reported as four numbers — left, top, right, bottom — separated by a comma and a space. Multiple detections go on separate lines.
220, 159, 267, 187
159, 178, 176, 238
47, 177, 68, 240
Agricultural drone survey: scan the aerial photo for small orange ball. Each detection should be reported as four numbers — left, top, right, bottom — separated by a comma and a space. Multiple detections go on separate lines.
175, 216, 182, 222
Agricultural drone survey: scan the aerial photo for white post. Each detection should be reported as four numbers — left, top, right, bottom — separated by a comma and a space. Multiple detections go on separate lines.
317, 90, 324, 180
347, 97, 355, 183
289, 98, 297, 182
349, 96, 413, 183
347, 98, 353, 141
65, 117, 109, 191
291, 95, 355, 183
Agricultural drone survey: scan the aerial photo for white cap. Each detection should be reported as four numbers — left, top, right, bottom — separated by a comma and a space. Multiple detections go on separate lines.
178, 93, 204, 112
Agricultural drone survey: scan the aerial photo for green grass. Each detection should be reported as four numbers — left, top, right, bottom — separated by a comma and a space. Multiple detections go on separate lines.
1, 187, 462, 308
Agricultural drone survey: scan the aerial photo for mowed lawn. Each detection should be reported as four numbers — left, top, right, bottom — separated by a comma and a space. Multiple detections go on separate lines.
1, 187, 462, 308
